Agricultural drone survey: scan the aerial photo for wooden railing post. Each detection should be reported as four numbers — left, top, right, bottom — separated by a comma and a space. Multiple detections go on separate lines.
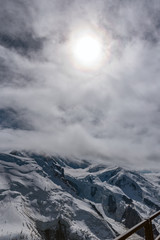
144, 219, 154, 240
115, 211, 160, 240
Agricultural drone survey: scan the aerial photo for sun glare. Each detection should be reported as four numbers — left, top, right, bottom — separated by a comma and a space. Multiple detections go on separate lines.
73, 36, 102, 67
70, 28, 105, 70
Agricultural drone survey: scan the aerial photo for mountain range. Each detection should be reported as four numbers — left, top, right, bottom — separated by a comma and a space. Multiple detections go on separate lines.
0, 151, 159, 240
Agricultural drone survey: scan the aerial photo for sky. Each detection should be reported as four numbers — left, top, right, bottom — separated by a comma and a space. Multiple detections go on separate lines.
0, 0, 160, 169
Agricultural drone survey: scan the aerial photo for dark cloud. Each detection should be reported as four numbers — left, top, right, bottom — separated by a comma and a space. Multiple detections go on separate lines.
0, 1, 32, 35
0, 33, 43, 55
0, 108, 33, 131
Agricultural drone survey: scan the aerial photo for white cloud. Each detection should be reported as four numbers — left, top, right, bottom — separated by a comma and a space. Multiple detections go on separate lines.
0, 0, 160, 169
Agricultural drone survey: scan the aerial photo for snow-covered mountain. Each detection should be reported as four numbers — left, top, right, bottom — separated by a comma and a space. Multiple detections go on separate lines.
0, 151, 159, 240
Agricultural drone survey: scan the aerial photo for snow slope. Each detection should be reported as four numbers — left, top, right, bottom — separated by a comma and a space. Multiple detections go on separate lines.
0, 151, 159, 240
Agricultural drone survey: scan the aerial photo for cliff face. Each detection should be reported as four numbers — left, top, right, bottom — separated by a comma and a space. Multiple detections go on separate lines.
0, 151, 159, 240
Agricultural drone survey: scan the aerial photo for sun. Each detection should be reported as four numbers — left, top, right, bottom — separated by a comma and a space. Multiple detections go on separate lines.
69, 29, 105, 70
73, 36, 102, 68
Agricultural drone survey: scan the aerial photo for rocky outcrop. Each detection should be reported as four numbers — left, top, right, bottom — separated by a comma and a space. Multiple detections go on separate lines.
122, 206, 144, 236
108, 195, 117, 214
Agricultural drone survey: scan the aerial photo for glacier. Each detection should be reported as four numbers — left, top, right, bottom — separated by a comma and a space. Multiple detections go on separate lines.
0, 151, 159, 240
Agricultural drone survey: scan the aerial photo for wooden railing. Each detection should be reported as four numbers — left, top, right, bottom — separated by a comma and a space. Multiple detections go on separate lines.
115, 210, 160, 240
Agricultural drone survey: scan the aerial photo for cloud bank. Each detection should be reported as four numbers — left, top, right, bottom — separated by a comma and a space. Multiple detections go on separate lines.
0, 0, 160, 169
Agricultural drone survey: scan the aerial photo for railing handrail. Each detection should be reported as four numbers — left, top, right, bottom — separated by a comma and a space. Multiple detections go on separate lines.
115, 210, 160, 240
150, 210, 160, 221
